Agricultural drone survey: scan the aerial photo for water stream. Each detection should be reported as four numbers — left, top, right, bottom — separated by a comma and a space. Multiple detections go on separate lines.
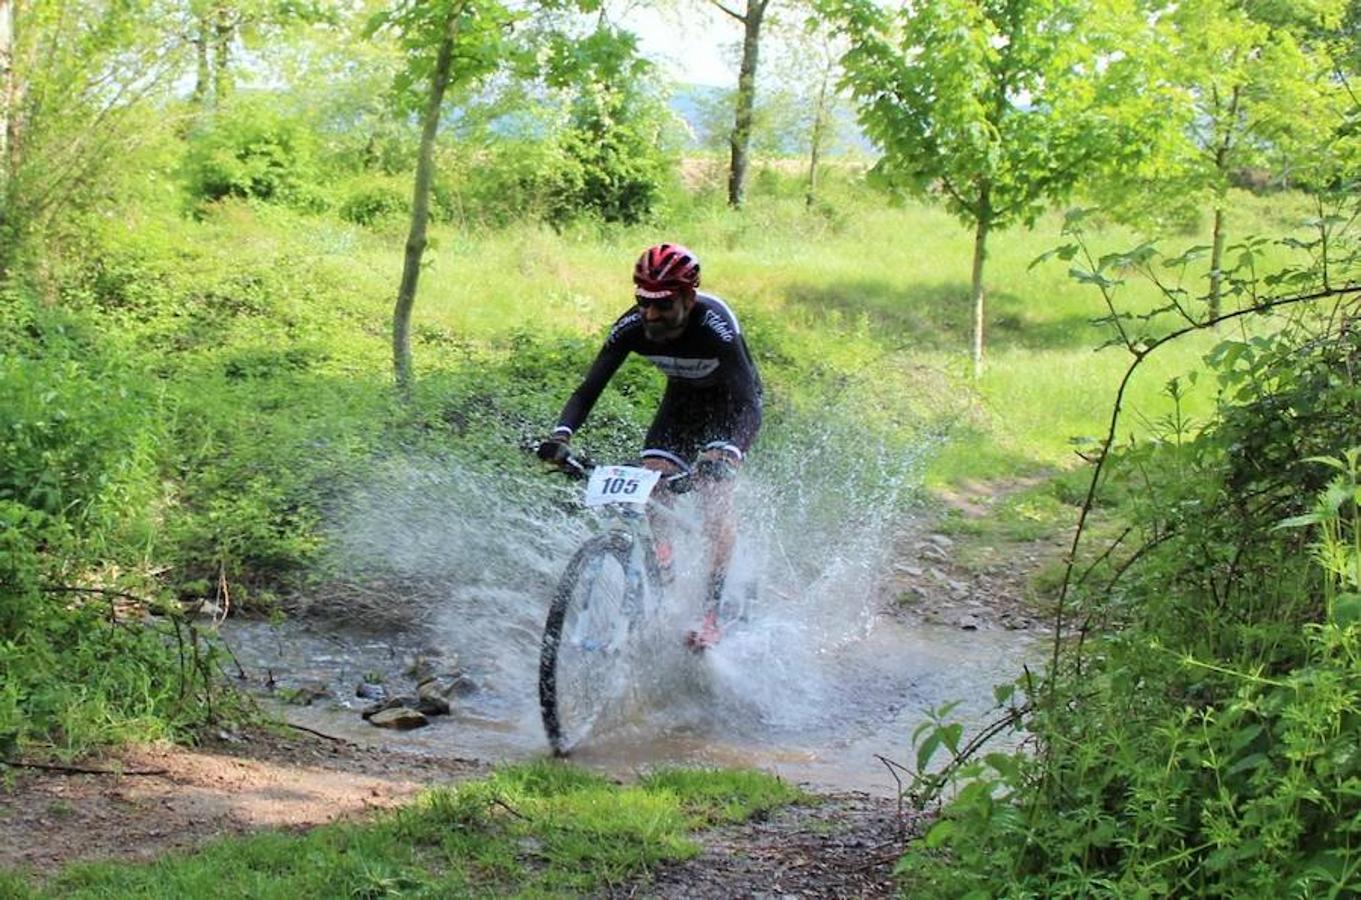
220, 448, 1038, 797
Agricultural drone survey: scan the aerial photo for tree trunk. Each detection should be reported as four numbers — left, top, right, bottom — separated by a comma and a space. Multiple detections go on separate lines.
1206, 85, 1239, 321
726, 0, 767, 209
0, 0, 15, 280
212, 5, 233, 105
805, 63, 829, 208
0, 0, 14, 181
191, 8, 210, 107
393, 10, 460, 391
1208, 203, 1226, 320
970, 197, 991, 378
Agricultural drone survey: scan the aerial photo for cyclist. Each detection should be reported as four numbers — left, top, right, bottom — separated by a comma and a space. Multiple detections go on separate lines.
537, 242, 763, 649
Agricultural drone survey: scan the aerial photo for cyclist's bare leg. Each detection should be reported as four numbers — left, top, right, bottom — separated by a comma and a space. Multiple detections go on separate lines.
640, 456, 681, 578
686, 450, 740, 649
697, 474, 736, 608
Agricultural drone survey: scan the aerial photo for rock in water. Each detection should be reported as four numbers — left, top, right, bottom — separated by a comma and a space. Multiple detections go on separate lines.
367, 707, 430, 730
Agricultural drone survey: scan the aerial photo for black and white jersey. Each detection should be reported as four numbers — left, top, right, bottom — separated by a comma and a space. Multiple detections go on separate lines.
554, 293, 763, 451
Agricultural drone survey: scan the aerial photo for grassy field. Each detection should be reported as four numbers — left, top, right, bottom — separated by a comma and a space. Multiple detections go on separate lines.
207, 173, 1316, 488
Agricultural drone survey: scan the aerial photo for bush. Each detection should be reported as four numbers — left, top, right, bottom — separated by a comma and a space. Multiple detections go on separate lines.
437, 139, 560, 229
182, 96, 323, 209
339, 175, 409, 226
0, 310, 163, 537
900, 296, 1361, 895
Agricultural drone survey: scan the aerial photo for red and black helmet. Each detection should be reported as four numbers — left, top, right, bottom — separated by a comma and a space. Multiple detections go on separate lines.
633, 243, 700, 298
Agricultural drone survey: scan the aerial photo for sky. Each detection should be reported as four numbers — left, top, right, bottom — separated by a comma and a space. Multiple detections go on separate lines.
620, 6, 740, 89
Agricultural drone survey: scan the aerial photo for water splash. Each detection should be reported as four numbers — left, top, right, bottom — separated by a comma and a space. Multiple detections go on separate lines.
226, 416, 1034, 791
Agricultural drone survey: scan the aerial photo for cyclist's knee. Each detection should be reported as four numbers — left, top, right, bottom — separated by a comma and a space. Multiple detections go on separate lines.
639, 454, 684, 475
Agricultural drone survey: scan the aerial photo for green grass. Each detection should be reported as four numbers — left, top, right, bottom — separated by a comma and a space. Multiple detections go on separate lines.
3, 763, 805, 898
169, 175, 1318, 498
398, 179, 1315, 488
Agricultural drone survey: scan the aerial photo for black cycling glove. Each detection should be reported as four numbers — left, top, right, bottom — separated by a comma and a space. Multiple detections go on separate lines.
536, 438, 571, 463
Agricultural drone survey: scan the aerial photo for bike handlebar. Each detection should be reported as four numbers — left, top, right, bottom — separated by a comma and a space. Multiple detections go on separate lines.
544, 450, 696, 494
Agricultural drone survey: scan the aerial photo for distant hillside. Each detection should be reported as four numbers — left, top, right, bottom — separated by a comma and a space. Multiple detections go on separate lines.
668, 83, 875, 157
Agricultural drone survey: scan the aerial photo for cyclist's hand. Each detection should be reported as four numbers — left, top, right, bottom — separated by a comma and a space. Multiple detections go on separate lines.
536, 438, 571, 464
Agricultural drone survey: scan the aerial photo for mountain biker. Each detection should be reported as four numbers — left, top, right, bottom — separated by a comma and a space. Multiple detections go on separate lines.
537, 242, 763, 649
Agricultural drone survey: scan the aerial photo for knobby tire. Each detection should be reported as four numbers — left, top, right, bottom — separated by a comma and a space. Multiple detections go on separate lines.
539, 532, 638, 756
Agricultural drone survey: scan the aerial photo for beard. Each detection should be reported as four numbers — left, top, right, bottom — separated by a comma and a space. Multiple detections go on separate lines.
643, 314, 686, 342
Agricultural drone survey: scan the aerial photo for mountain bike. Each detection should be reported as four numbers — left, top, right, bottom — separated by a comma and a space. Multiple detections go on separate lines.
537, 453, 748, 756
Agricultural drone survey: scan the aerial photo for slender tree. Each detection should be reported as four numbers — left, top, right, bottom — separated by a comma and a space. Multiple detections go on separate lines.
378, 0, 645, 388
803, 41, 832, 207
775, 12, 846, 207
187, 0, 335, 111
0, 0, 14, 188
1138, 0, 1347, 317
0, 1, 188, 280
709, 0, 771, 208
825, 0, 1150, 374
372, 0, 513, 390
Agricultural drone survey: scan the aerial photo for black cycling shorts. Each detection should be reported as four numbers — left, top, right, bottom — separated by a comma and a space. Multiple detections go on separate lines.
641, 384, 760, 469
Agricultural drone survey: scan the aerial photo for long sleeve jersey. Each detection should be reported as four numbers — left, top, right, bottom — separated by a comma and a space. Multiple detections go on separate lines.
554, 292, 763, 449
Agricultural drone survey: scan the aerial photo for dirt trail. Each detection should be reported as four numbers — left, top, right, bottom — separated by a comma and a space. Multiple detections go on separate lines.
0, 730, 484, 877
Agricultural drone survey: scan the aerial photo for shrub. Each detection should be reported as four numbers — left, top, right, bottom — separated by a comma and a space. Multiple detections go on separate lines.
182, 96, 322, 209
899, 293, 1361, 895
0, 312, 163, 537
339, 175, 409, 226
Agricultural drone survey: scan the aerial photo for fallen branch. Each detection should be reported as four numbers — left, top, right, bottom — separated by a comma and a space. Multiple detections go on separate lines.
284, 723, 357, 745
492, 797, 532, 822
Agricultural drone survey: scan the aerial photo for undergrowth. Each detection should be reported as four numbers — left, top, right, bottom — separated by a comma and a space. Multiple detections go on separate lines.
894, 203, 1361, 895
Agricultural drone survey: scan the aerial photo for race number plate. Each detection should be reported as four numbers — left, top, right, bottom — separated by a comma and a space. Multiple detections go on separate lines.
584, 465, 660, 507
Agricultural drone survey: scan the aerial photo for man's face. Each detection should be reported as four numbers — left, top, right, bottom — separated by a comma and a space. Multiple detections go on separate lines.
638, 288, 695, 342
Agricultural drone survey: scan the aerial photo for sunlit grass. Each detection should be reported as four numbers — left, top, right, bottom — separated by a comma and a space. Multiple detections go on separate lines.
176, 175, 1321, 491
10, 763, 804, 899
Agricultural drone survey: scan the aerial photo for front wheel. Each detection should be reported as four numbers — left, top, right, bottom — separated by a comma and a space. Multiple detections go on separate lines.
539, 532, 641, 756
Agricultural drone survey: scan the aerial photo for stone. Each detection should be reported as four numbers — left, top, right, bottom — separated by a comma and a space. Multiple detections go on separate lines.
404, 655, 437, 682
361, 696, 417, 720
282, 684, 329, 706
194, 600, 224, 620
958, 614, 981, 631
415, 694, 451, 717
927, 533, 955, 549
355, 681, 387, 701
419, 671, 477, 698
919, 545, 948, 563
367, 707, 429, 730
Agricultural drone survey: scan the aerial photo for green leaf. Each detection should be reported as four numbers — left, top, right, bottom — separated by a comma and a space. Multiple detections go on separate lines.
923, 819, 956, 848
1226, 752, 1268, 777
1274, 513, 1322, 529
917, 732, 943, 772
1330, 593, 1361, 627
1069, 267, 1119, 289
1029, 243, 1079, 270
941, 723, 964, 755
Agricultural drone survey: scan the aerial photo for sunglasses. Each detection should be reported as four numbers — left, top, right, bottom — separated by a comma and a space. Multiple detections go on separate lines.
636, 295, 680, 311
